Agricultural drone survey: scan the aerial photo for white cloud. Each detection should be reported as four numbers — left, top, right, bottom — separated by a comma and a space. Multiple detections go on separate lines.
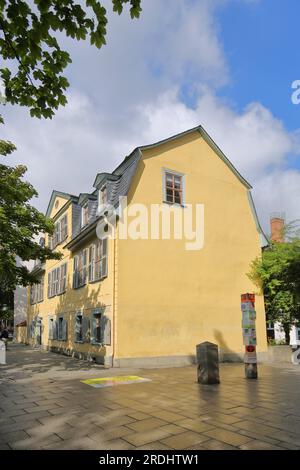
1, 0, 299, 233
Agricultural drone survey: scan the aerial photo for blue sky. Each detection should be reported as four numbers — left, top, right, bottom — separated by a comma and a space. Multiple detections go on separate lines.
215, 0, 300, 134
2, 0, 300, 231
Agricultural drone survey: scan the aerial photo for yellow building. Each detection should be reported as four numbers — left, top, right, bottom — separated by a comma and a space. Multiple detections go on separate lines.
27, 126, 268, 367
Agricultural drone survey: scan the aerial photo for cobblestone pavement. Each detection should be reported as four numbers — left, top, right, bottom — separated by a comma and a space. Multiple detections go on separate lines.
1, 344, 300, 450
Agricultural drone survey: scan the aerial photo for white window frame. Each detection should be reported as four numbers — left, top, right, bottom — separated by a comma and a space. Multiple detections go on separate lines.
91, 309, 102, 345
49, 214, 68, 249
81, 203, 89, 228
100, 185, 107, 205
162, 168, 186, 206
57, 315, 64, 341
73, 249, 88, 288
88, 239, 108, 282
75, 311, 83, 343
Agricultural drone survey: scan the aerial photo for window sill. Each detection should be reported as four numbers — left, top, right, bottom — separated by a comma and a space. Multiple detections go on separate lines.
57, 291, 66, 296
163, 200, 186, 208
73, 283, 87, 290
89, 275, 107, 284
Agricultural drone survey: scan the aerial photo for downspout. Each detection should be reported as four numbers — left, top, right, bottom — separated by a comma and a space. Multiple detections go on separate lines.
111, 225, 117, 367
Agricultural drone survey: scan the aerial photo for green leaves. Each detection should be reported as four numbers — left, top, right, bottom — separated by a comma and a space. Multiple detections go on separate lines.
112, 0, 142, 18
0, 0, 142, 118
249, 234, 300, 335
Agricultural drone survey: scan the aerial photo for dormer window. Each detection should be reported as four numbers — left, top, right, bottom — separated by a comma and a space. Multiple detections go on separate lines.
81, 203, 89, 227
99, 186, 107, 205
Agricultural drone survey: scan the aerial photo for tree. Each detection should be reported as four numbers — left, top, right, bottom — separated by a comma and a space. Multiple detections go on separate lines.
0, 1, 142, 292
0, 285, 13, 327
0, 0, 142, 118
248, 225, 300, 344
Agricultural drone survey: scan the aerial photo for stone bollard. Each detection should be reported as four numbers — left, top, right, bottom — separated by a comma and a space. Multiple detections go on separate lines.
0, 340, 6, 365
196, 342, 220, 384
245, 363, 258, 379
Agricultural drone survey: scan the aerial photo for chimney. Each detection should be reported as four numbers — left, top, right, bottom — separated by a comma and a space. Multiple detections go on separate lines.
270, 213, 285, 243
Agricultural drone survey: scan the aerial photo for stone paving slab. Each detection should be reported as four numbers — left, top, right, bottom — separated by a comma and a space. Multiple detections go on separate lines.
1, 343, 300, 450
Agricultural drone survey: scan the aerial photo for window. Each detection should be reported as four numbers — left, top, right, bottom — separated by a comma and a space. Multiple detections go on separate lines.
75, 313, 83, 343
99, 186, 107, 205
61, 215, 68, 240
81, 203, 89, 227
58, 317, 64, 340
91, 311, 102, 344
88, 239, 108, 282
59, 263, 67, 293
30, 276, 44, 304
48, 264, 67, 297
49, 214, 68, 248
298, 329, 300, 341
91, 309, 111, 345
164, 170, 184, 205
48, 317, 57, 340
73, 249, 88, 288
57, 316, 67, 341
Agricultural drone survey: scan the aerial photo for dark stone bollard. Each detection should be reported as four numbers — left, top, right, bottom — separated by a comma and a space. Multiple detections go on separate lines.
245, 363, 258, 379
196, 342, 220, 384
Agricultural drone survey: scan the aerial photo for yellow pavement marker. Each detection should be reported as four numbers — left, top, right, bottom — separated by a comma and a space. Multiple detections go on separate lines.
81, 375, 151, 388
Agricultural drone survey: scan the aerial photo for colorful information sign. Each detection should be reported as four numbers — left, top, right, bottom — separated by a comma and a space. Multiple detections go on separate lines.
241, 294, 257, 363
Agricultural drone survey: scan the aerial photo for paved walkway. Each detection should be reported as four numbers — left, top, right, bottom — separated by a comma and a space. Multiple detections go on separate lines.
1, 344, 300, 450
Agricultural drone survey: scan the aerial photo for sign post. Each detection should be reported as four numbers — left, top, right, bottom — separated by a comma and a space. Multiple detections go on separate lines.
241, 293, 258, 379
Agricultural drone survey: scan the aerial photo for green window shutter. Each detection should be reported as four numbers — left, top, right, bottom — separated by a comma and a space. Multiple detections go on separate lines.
52, 319, 58, 340
61, 215, 68, 240
73, 256, 78, 288
74, 313, 80, 342
56, 266, 61, 294
101, 238, 108, 278
48, 272, 51, 297
82, 249, 88, 284
88, 245, 95, 282
62, 319, 67, 341
82, 316, 90, 343
60, 263, 67, 293
90, 314, 97, 344
49, 318, 53, 340
100, 315, 111, 345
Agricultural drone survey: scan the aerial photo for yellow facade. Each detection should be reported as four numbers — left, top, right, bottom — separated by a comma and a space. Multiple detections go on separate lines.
27, 127, 268, 367
27, 195, 114, 364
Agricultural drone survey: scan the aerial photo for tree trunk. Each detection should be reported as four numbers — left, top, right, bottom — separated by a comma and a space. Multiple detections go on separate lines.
283, 324, 291, 345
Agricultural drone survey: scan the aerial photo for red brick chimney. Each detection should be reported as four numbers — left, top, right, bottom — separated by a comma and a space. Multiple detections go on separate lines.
270, 213, 285, 243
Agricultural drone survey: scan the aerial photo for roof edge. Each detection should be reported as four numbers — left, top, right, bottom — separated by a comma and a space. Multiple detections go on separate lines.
247, 191, 269, 248
45, 190, 77, 218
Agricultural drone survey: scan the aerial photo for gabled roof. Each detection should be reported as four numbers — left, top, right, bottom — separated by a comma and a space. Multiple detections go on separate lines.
113, 125, 252, 189
45, 190, 77, 218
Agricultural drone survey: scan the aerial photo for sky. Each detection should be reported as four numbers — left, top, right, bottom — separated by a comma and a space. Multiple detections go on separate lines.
1, 0, 300, 233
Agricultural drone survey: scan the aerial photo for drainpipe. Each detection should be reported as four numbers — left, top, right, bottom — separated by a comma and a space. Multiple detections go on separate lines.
111, 229, 117, 367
